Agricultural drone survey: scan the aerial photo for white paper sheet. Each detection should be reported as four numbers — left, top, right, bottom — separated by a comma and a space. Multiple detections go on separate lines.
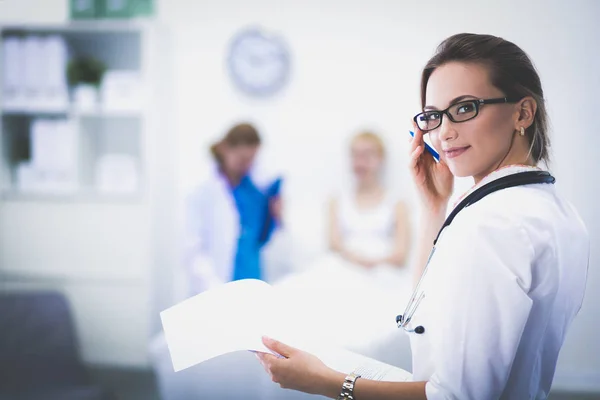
160, 279, 274, 372
313, 346, 412, 382
160, 279, 412, 382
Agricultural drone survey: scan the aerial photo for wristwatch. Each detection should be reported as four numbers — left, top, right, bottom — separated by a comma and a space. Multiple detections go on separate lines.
336, 372, 361, 400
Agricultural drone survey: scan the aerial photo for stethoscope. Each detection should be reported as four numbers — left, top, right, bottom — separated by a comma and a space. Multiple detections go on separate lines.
396, 170, 556, 335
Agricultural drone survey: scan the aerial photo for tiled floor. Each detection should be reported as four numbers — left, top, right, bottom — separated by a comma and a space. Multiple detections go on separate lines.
90, 367, 600, 400
549, 393, 600, 400
89, 367, 160, 400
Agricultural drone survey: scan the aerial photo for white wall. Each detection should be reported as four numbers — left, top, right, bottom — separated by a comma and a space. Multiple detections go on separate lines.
0, 0, 67, 23
158, 0, 600, 391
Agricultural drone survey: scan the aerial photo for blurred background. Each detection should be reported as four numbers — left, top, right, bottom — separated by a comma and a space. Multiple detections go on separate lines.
0, 0, 598, 399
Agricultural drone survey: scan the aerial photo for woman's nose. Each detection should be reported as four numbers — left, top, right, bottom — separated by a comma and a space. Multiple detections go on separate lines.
438, 116, 457, 142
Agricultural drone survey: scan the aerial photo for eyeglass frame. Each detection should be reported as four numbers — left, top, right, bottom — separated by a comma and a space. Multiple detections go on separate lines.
413, 97, 521, 133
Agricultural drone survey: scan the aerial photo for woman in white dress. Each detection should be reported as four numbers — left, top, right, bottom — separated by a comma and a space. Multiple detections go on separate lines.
329, 131, 411, 271
271, 132, 413, 354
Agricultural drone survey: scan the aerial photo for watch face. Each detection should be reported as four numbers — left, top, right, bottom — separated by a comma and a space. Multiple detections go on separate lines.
227, 27, 291, 97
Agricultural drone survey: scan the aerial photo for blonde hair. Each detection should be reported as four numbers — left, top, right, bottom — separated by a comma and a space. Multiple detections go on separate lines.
351, 131, 385, 157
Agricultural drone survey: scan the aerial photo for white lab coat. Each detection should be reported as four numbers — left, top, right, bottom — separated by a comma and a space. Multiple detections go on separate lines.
183, 161, 280, 295
407, 165, 589, 400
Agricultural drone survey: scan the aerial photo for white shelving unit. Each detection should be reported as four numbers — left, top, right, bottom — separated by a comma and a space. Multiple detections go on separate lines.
0, 21, 147, 199
0, 20, 175, 367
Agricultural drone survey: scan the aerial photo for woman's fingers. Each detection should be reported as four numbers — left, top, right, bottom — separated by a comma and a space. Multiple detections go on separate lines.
255, 352, 279, 382
409, 143, 424, 170
409, 127, 423, 152
256, 352, 266, 367
409, 121, 426, 164
262, 336, 295, 358
412, 121, 424, 143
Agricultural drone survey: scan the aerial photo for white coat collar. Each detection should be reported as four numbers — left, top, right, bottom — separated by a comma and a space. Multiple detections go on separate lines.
453, 164, 543, 208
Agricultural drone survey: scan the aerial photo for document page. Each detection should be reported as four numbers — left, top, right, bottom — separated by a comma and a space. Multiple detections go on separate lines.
160, 279, 274, 371
160, 279, 412, 382
314, 346, 412, 382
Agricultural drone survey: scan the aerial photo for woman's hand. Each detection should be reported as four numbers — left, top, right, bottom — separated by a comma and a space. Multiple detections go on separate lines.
341, 251, 377, 269
409, 122, 454, 214
256, 336, 342, 395
357, 258, 378, 269
269, 197, 283, 223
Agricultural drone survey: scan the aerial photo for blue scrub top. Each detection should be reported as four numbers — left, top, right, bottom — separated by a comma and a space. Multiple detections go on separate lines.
230, 175, 278, 282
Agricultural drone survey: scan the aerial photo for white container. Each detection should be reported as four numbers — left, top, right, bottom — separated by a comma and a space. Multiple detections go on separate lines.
73, 83, 99, 112
100, 71, 144, 112
2, 36, 28, 112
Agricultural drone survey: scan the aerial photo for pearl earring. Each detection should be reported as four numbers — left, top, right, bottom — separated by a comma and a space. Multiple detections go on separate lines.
520, 127, 525, 136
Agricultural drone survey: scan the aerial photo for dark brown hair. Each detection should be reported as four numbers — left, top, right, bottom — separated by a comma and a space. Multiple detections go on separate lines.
420, 33, 550, 164
210, 123, 261, 165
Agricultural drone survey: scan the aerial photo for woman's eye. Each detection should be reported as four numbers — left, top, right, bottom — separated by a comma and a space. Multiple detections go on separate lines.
457, 103, 475, 114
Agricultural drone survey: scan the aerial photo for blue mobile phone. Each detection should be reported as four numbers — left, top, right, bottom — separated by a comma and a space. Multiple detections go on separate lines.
409, 130, 440, 162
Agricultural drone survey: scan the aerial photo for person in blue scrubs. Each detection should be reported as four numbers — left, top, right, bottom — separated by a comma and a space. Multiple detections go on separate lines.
187, 122, 282, 292
230, 173, 280, 281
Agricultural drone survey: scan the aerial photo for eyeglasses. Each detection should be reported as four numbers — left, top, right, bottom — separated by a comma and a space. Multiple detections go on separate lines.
413, 97, 520, 133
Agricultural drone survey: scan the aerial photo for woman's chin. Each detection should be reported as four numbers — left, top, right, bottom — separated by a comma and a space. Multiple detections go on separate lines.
446, 161, 474, 179
355, 174, 377, 184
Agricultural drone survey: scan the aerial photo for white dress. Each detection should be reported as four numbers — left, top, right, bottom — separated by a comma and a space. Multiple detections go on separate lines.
337, 190, 398, 263
271, 190, 412, 352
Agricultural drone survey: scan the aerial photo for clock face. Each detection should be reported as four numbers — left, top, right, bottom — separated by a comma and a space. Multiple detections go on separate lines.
227, 28, 291, 97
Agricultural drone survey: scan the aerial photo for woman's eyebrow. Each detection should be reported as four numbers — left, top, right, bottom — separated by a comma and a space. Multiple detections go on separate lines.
424, 94, 478, 111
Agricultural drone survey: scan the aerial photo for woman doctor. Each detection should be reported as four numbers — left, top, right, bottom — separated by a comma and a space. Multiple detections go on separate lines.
184, 122, 282, 295
255, 33, 589, 399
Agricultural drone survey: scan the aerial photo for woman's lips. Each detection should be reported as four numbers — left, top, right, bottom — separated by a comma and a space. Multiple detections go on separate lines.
443, 146, 470, 159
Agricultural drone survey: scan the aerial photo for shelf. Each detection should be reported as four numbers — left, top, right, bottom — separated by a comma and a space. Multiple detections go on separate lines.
0, 189, 143, 203
1, 26, 143, 71
1, 20, 151, 35
1, 109, 68, 117
77, 109, 143, 118
2, 109, 144, 119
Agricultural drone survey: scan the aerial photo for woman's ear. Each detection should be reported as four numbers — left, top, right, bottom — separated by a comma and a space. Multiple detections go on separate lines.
515, 96, 537, 130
